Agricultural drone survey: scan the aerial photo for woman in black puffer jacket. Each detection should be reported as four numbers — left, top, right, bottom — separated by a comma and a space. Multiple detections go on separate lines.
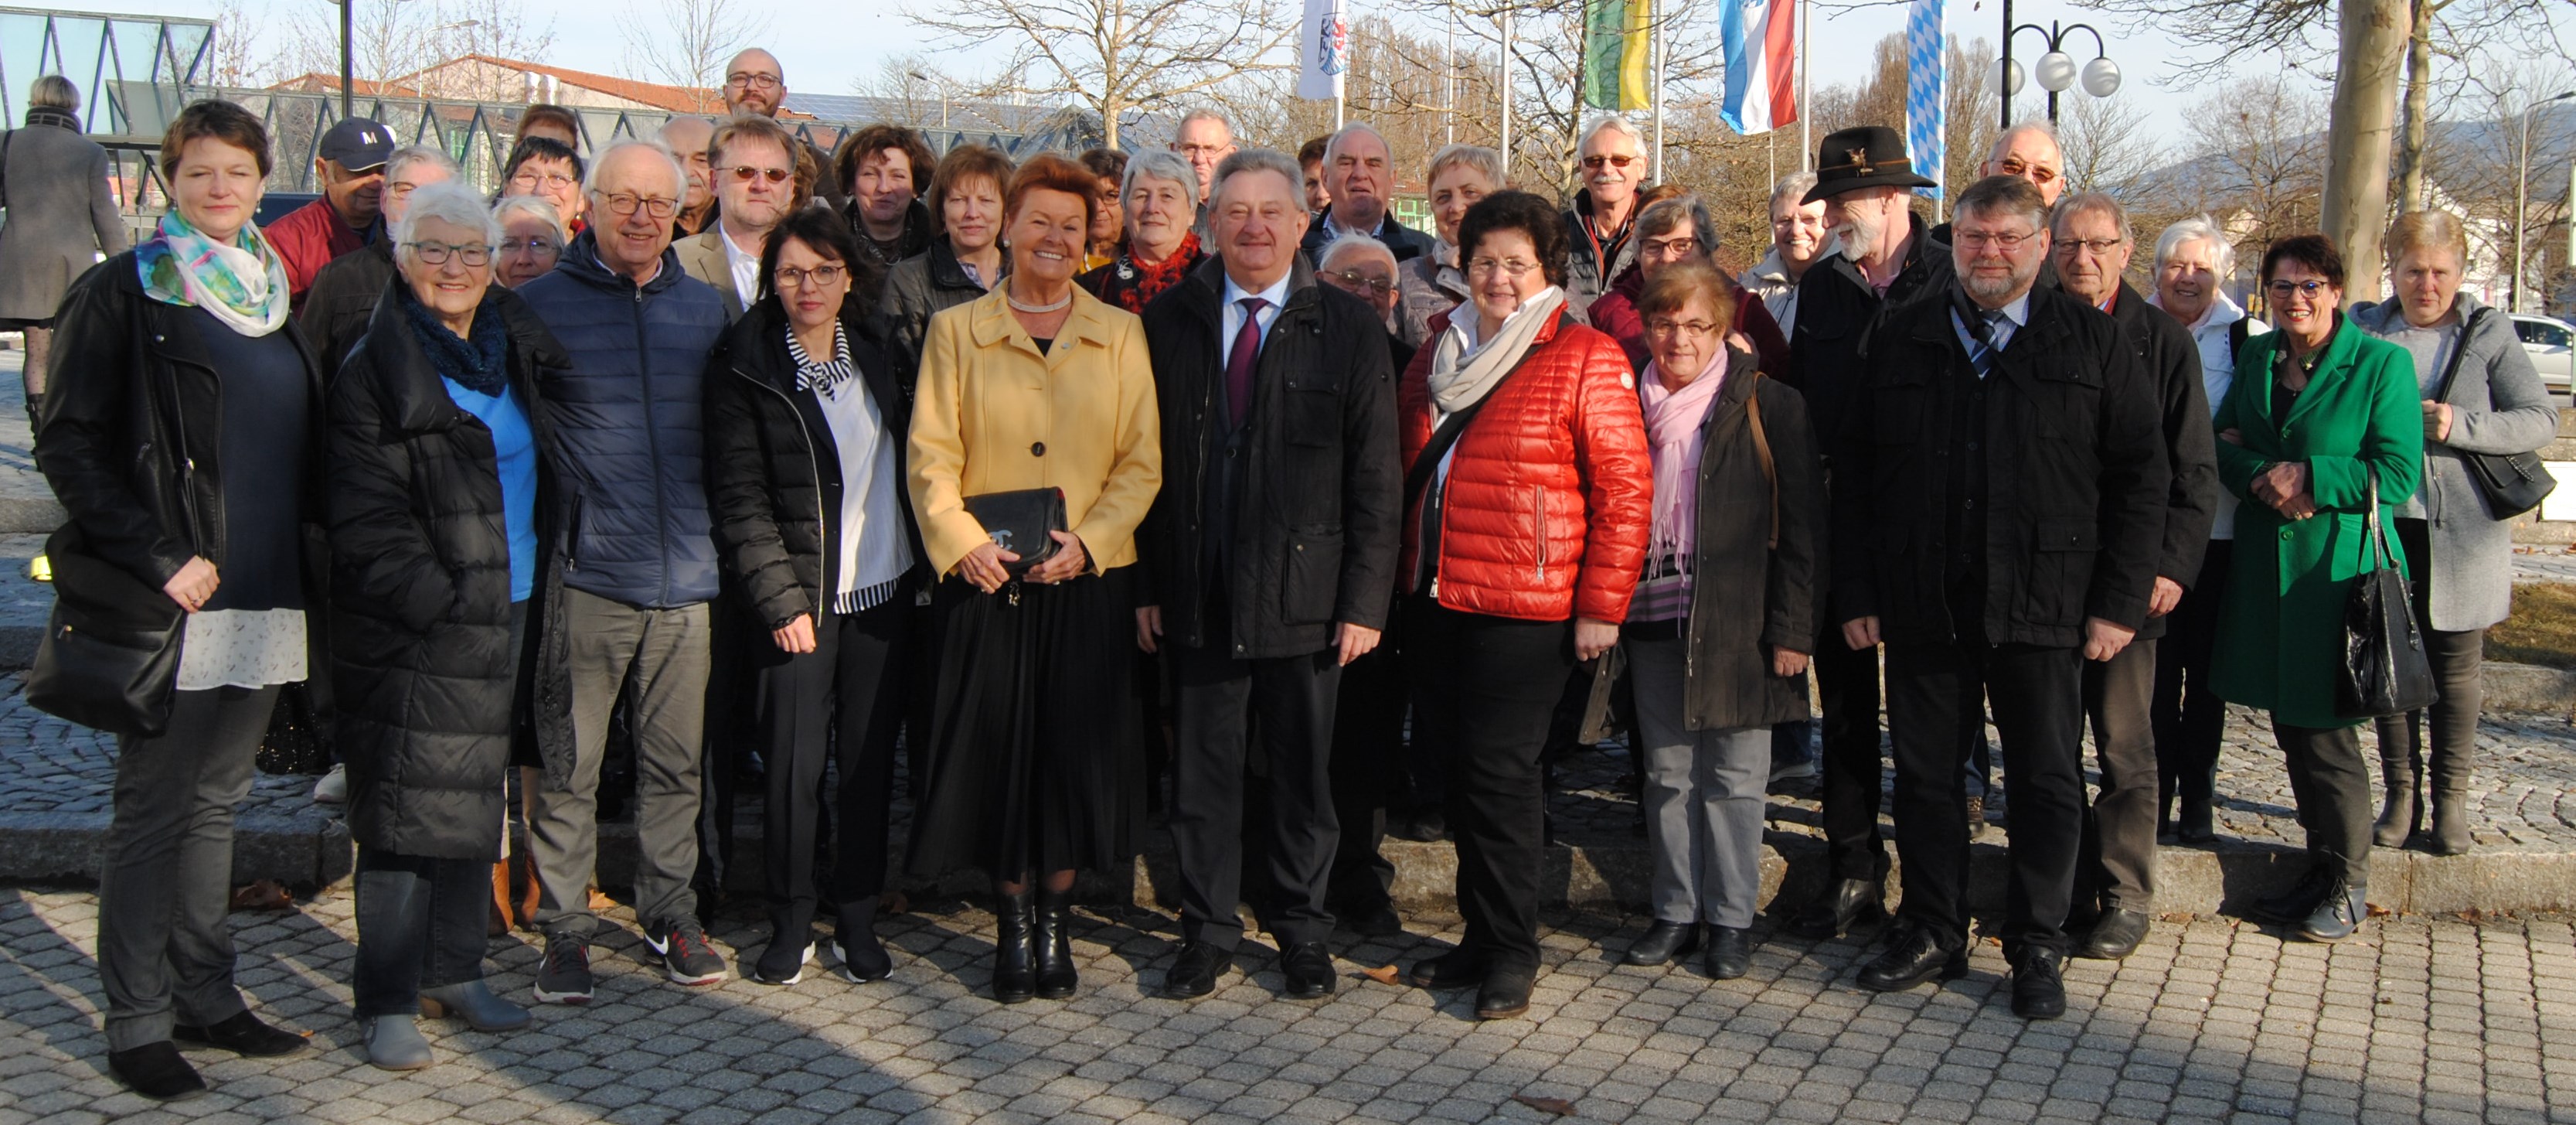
328, 183, 566, 1070
706, 206, 924, 987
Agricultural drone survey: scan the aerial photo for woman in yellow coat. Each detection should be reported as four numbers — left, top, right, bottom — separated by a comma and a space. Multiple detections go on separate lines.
904, 154, 1162, 1004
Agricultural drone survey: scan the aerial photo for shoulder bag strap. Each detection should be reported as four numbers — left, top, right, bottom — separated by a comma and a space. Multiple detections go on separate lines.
2432, 306, 2483, 407
1743, 370, 1779, 550
1400, 312, 1571, 514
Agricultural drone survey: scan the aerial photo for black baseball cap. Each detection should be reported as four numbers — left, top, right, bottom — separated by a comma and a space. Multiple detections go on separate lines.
318, 118, 395, 172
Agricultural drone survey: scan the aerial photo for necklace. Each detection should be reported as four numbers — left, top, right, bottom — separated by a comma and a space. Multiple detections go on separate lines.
1006, 289, 1072, 314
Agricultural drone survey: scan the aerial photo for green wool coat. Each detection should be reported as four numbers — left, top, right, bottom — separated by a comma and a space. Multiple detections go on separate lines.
2209, 317, 2425, 730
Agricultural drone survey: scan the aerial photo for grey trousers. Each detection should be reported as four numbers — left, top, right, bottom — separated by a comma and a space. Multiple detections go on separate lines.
1628, 639, 1773, 929
99, 684, 280, 1051
2081, 638, 2160, 912
528, 589, 710, 936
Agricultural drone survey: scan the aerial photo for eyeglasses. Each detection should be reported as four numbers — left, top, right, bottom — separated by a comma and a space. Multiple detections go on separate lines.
2267, 279, 2331, 298
2057, 237, 2127, 256
726, 72, 781, 90
1581, 153, 1641, 169
511, 171, 577, 191
593, 192, 679, 219
384, 181, 427, 199
501, 236, 560, 257
1467, 257, 1539, 278
1645, 318, 1720, 339
726, 165, 792, 184
1640, 236, 1699, 257
774, 264, 847, 289
1993, 156, 2060, 184
407, 240, 492, 267
1323, 268, 1395, 296
1954, 230, 2038, 251
1173, 142, 1230, 157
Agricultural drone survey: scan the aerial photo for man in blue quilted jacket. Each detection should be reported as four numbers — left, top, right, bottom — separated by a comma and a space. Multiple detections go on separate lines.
515, 139, 731, 1003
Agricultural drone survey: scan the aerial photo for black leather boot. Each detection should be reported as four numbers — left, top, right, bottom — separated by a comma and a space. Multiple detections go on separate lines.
991, 888, 1037, 1004
1032, 886, 1078, 1000
2428, 790, 2472, 856
2373, 715, 2421, 848
1788, 877, 1884, 940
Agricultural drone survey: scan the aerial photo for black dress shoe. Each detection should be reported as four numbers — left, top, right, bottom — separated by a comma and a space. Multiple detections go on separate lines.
1703, 926, 1752, 980
1855, 926, 1967, 992
2011, 947, 2067, 1020
1161, 940, 1231, 999
1279, 941, 1335, 1000
172, 1011, 308, 1057
1788, 878, 1885, 940
107, 1041, 206, 1101
1390, 810, 1448, 843
1621, 920, 1701, 966
1475, 965, 1536, 1020
2077, 908, 2153, 960
1337, 900, 1404, 938
2251, 867, 2336, 925
1406, 948, 1485, 990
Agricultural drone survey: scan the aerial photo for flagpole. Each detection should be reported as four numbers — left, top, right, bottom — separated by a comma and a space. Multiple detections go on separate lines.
1649, 0, 1665, 184
1798, 0, 1812, 169
1499, 5, 1514, 178
1445, 2, 1457, 145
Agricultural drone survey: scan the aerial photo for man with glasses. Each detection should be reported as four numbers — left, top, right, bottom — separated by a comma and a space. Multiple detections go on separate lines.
1169, 110, 1240, 212
721, 49, 842, 212
269, 117, 396, 312
1832, 173, 2167, 1021
301, 145, 460, 371
677, 114, 800, 320
1933, 123, 2068, 291
1562, 114, 1650, 316
515, 139, 733, 1004
1296, 122, 1433, 266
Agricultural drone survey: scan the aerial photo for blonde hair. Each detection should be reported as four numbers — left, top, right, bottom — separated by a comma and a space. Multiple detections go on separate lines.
2385, 209, 2469, 268
29, 75, 77, 111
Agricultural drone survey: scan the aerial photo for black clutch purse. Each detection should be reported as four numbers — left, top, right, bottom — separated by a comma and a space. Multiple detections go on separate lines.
27, 524, 186, 737
962, 487, 1067, 577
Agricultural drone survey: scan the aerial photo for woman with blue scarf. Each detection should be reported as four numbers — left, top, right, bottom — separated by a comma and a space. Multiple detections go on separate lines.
325, 181, 567, 1069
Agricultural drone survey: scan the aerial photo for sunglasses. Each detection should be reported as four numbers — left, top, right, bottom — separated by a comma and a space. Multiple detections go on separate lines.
727, 165, 792, 184
1581, 154, 1640, 169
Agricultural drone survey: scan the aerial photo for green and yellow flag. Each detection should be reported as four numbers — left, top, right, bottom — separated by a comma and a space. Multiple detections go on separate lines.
1581, 0, 1652, 111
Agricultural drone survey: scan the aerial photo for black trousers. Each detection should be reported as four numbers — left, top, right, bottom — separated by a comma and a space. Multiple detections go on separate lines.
2152, 540, 2233, 823
2079, 638, 2160, 912
1406, 597, 1574, 972
1886, 636, 2084, 955
757, 598, 910, 927
353, 851, 489, 1017
2371, 518, 2482, 799
1814, 622, 1886, 881
2276, 721, 2371, 887
1327, 626, 1407, 914
693, 595, 763, 910
1169, 619, 1345, 951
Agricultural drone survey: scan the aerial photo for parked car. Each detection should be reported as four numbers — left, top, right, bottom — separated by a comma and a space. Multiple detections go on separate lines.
2513, 313, 2573, 406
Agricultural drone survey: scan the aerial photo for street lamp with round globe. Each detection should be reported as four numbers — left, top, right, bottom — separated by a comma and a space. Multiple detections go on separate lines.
2081, 56, 2122, 98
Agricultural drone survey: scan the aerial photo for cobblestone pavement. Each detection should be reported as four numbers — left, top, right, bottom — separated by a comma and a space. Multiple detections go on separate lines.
3, 886, 2574, 1124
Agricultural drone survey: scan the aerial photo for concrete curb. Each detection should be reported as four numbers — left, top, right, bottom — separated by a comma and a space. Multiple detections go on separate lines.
2486, 661, 2576, 719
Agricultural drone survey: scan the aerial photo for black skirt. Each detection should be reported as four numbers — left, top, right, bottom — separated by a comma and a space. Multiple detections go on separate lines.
904, 568, 1143, 880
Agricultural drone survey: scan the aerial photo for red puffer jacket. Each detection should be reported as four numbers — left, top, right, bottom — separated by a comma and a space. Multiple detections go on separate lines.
1398, 309, 1652, 623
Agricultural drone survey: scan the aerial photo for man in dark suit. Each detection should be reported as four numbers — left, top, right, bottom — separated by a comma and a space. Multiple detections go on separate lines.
1136, 149, 1403, 1001
1295, 123, 1434, 266
1832, 174, 2169, 1021
2050, 192, 2217, 960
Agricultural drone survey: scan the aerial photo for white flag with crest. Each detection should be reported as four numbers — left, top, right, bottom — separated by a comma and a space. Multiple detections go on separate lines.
1298, 0, 1349, 101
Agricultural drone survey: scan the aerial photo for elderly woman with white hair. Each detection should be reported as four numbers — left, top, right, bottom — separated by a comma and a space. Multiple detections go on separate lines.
2145, 215, 2266, 843
1400, 143, 1503, 346
329, 179, 567, 1069
1079, 148, 1206, 314
492, 194, 566, 288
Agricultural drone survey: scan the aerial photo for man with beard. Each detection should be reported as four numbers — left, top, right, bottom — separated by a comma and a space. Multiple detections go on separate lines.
1778, 125, 1952, 943
721, 48, 843, 213
1832, 174, 2167, 1020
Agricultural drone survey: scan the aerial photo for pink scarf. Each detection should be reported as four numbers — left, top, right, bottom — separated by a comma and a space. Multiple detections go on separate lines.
1638, 349, 1732, 568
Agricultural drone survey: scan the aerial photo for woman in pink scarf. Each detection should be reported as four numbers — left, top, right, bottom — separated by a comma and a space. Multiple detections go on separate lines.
1616, 262, 1829, 980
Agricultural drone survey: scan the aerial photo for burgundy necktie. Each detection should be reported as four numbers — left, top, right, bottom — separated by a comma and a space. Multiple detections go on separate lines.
1226, 296, 1268, 429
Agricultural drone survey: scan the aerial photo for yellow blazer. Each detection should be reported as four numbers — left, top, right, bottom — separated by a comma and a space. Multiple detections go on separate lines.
907, 285, 1162, 577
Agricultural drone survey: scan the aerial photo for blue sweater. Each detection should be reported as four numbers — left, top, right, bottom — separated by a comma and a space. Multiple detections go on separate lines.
516, 234, 728, 608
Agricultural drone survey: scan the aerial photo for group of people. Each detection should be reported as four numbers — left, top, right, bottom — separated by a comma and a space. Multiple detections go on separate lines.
11, 46, 2557, 1103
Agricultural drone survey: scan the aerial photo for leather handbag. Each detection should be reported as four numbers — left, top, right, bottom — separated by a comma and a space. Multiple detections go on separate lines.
962, 486, 1067, 577
2437, 308, 2557, 519
27, 523, 186, 736
2336, 476, 2438, 720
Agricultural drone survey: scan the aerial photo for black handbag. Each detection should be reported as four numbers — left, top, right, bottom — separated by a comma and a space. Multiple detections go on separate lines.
2336, 476, 2438, 719
962, 486, 1067, 577
2437, 308, 2557, 519
27, 523, 186, 736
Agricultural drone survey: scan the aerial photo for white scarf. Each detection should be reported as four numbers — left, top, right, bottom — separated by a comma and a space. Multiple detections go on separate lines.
1428, 287, 1566, 416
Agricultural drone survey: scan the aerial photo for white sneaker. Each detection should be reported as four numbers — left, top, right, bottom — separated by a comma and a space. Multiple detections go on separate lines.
311, 764, 348, 804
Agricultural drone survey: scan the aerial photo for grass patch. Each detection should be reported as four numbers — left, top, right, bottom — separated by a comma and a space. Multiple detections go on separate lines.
2489, 581, 2576, 670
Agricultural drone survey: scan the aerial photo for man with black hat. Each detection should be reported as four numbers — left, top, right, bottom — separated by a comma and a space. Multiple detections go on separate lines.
1778, 124, 1952, 944
267, 117, 395, 313
1831, 173, 2167, 1020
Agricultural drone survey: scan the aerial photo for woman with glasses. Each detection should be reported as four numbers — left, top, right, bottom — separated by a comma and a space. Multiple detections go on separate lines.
494, 196, 566, 288
1396, 190, 1651, 1018
2210, 234, 2423, 943
1579, 195, 1788, 376
1077, 148, 1203, 315
329, 182, 564, 1069
500, 136, 585, 232
881, 144, 1015, 372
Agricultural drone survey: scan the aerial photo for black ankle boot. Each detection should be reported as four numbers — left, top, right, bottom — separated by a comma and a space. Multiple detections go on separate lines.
992, 889, 1036, 1004
2428, 790, 2472, 855
1032, 886, 1078, 1000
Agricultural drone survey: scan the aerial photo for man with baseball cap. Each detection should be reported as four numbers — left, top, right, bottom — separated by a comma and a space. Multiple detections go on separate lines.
267, 117, 395, 312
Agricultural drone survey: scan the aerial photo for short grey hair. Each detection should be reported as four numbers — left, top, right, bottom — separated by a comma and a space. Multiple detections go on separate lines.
1174, 108, 1234, 138
1317, 232, 1397, 273
1577, 113, 1645, 154
1210, 148, 1303, 210
2050, 192, 2132, 244
1322, 121, 1392, 168
1988, 120, 2063, 162
394, 181, 504, 257
493, 193, 567, 239
1121, 148, 1200, 213
384, 144, 460, 185
1425, 143, 1505, 189
584, 138, 685, 198
28, 74, 77, 111
1768, 172, 1818, 210
2154, 214, 2237, 280
1635, 194, 1717, 254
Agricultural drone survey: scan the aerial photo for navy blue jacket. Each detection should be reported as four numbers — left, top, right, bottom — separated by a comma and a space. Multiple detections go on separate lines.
516, 231, 727, 609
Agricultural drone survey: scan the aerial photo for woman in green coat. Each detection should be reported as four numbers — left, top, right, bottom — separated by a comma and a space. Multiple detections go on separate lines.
2210, 234, 2423, 944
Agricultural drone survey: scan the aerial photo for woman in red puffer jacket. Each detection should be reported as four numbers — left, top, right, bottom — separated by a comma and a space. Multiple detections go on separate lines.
1394, 190, 1651, 1020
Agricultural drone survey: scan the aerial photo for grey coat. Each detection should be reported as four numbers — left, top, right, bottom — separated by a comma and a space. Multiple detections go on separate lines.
0, 112, 128, 322
2352, 291, 2561, 631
